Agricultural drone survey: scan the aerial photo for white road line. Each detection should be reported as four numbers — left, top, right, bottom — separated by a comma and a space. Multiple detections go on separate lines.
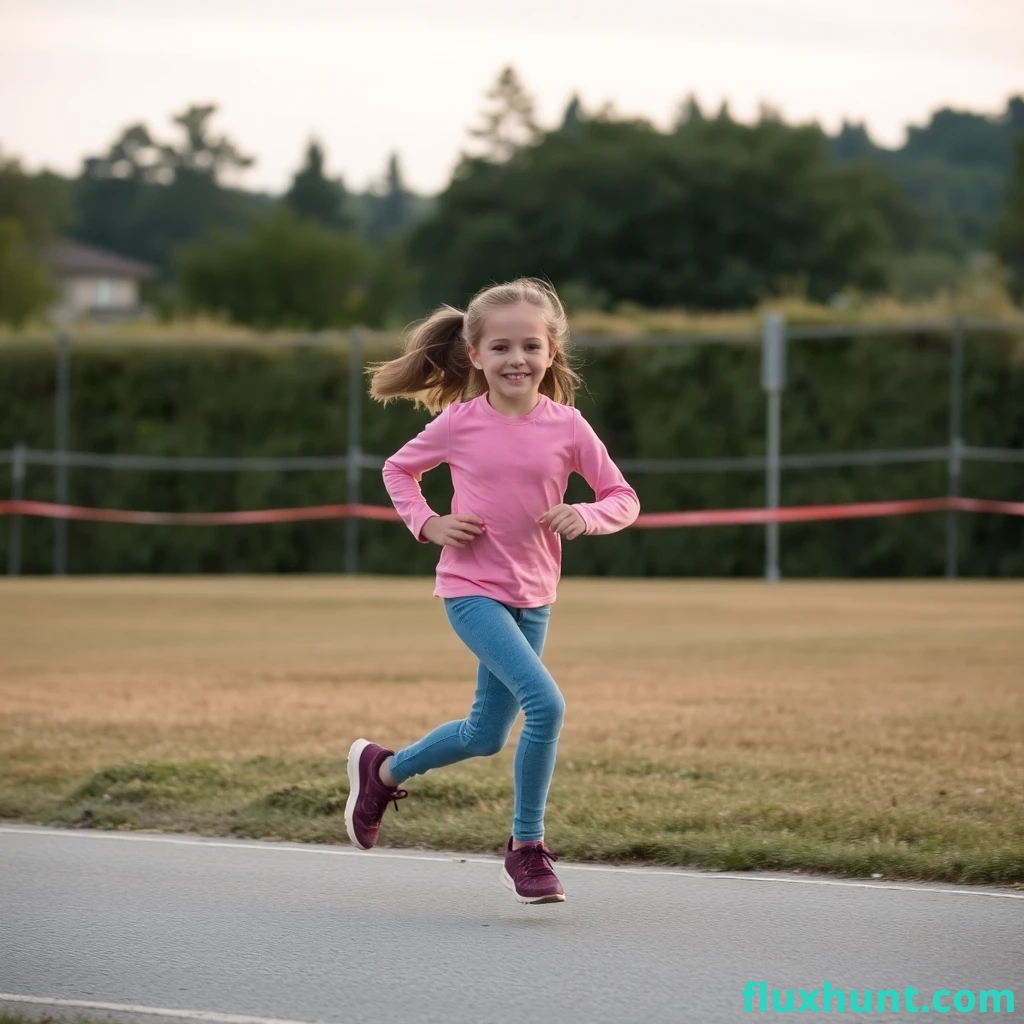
2, 824, 1022, 900
0, 993, 333, 1024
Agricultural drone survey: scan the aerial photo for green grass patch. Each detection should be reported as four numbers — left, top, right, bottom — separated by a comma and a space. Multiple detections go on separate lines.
3, 752, 1021, 886
1, 1014, 112, 1024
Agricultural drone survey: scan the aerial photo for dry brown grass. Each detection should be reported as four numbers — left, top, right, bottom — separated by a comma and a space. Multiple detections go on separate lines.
1, 577, 1022, 882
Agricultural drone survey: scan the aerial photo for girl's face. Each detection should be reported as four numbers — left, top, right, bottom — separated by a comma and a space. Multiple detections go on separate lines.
469, 303, 555, 407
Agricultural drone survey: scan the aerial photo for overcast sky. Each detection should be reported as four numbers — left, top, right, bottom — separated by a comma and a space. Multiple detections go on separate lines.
1, 0, 1021, 195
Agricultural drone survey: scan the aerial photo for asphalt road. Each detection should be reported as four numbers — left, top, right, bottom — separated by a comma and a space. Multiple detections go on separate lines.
1, 825, 1021, 1024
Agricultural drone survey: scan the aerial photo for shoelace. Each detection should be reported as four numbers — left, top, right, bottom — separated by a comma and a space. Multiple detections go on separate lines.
518, 843, 560, 881
371, 784, 408, 816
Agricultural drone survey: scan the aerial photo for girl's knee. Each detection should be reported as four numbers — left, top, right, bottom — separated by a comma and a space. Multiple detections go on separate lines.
528, 687, 565, 732
461, 725, 508, 758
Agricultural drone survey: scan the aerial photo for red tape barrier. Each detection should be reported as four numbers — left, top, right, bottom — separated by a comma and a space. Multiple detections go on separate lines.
0, 496, 1022, 527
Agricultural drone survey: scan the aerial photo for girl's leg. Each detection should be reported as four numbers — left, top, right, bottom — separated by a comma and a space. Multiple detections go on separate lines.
443, 597, 564, 843
388, 634, 521, 783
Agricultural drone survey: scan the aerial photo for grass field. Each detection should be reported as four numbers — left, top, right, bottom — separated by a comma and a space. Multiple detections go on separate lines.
1, 577, 1021, 885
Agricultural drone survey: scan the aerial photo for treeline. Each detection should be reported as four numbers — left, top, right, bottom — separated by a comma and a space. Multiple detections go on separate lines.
2, 332, 1022, 577
1, 69, 1024, 330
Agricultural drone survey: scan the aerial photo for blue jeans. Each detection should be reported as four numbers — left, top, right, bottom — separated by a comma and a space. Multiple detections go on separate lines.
388, 596, 565, 842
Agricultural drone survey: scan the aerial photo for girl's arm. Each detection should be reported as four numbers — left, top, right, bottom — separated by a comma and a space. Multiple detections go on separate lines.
571, 411, 641, 535
382, 407, 450, 542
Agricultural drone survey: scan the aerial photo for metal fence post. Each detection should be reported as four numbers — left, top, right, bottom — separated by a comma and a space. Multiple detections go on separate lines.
8, 443, 26, 577
762, 313, 787, 582
945, 316, 965, 579
345, 329, 364, 576
54, 328, 70, 575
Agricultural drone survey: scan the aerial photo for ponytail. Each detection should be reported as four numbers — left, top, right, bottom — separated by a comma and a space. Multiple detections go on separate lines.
368, 305, 483, 413
369, 277, 581, 412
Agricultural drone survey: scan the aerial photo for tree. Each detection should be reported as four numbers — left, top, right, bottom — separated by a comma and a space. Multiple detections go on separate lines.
903, 102, 1020, 170
467, 66, 540, 162
830, 121, 878, 162
829, 95, 1024, 250
0, 155, 69, 327
0, 219, 53, 327
992, 137, 1024, 303
672, 94, 705, 133
177, 206, 389, 330
366, 151, 412, 241
559, 94, 585, 135
81, 124, 163, 183
158, 104, 254, 182
74, 105, 263, 272
283, 140, 351, 230
411, 115, 910, 310
0, 154, 72, 244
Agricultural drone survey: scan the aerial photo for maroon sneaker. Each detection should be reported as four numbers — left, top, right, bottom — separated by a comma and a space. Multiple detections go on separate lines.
344, 738, 407, 850
501, 837, 566, 904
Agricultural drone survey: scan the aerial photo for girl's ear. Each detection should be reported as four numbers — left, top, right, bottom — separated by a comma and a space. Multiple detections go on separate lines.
467, 344, 483, 371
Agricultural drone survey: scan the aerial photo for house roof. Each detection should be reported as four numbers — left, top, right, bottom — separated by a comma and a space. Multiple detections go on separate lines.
43, 239, 158, 279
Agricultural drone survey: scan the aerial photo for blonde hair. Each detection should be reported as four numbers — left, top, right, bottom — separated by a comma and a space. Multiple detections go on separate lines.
368, 278, 581, 413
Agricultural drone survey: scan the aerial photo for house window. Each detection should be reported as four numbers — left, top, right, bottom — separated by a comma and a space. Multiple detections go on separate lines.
95, 278, 115, 307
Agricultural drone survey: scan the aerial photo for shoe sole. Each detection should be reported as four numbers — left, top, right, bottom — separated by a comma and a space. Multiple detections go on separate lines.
500, 866, 566, 904
344, 737, 372, 850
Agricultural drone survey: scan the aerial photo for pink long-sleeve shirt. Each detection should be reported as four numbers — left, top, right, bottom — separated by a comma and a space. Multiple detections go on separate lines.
382, 393, 640, 607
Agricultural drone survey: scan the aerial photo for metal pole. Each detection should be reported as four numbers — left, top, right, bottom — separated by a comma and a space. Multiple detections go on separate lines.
761, 313, 786, 582
945, 316, 965, 579
54, 329, 70, 575
345, 330, 363, 576
8, 443, 26, 577
766, 392, 781, 582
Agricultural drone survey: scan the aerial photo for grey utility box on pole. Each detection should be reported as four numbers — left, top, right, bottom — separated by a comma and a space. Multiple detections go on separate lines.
761, 313, 786, 582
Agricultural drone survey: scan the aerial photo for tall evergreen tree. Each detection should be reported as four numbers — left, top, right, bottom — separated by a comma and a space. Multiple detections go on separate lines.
283, 139, 351, 230
367, 151, 411, 240
672, 94, 705, 133
467, 66, 541, 162
559, 94, 585, 135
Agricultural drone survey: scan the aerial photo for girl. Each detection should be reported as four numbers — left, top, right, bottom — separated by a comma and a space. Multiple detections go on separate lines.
344, 278, 639, 904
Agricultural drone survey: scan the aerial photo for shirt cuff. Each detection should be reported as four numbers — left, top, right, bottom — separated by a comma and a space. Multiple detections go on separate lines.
411, 507, 440, 543
571, 503, 592, 536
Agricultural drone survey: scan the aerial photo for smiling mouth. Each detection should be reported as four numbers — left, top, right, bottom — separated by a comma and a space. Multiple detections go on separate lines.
502, 373, 529, 381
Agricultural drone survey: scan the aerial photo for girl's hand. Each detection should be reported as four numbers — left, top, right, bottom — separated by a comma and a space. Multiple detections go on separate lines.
538, 504, 586, 540
421, 514, 485, 548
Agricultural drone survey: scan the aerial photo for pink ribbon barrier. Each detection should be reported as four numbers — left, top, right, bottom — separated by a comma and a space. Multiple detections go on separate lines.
1, 496, 1022, 527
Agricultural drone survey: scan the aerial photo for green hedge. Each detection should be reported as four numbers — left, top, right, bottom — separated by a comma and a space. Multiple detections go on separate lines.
1, 330, 1022, 576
